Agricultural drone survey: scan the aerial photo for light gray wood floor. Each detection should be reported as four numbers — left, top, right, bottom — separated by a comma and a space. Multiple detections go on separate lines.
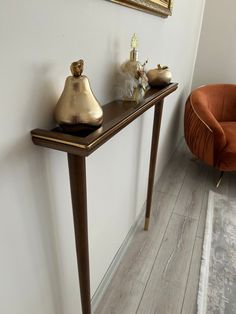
95, 140, 236, 314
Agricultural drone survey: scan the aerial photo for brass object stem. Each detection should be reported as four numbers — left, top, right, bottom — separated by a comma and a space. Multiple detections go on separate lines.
70, 59, 84, 77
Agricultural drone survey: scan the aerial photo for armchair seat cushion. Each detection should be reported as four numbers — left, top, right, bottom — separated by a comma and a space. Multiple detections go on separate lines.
218, 122, 236, 171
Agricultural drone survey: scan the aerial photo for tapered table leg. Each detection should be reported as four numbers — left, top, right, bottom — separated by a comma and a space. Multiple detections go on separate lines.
144, 100, 164, 230
68, 154, 91, 314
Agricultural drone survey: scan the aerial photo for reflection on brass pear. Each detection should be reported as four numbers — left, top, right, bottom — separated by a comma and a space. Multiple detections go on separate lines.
54, 60, 103, 132
147, 64, 172, 87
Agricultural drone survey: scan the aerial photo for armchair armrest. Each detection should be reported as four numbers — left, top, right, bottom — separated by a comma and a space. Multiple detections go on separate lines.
184, 95, 226, 167
190, 92, 227, 151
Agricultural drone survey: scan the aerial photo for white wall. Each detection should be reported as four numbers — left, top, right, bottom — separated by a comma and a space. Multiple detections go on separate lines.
192, 0, 236, 88
0, 1, 205, 313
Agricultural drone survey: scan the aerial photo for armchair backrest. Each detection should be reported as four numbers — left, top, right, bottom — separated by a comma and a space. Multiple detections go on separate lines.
193, 84, 236, 122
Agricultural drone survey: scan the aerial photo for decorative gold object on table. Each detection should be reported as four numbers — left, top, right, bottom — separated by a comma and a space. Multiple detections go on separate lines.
147, 64, 172, 87
120, 34, 149, 103
54, 60, 103, 132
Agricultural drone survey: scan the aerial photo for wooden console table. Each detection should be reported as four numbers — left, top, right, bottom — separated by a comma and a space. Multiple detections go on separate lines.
31, 83, 178, 314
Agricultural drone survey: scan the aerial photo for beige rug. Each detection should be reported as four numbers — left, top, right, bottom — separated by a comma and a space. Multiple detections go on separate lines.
198, 191, 236, 314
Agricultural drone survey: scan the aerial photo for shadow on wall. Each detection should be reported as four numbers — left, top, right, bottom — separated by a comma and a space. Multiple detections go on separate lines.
0, 135, 64, 314
169, 90, 186, 141
131, 114, 146, 222
29, 63, 61, 129
27, 64, 67, 312
106, 37, 121, 101
156, 89, 186, 179
0, 63, 68, 313
27, 145, 65, 314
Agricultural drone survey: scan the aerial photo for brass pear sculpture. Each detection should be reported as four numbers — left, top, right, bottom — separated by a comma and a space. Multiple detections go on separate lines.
54, 60, 103, 132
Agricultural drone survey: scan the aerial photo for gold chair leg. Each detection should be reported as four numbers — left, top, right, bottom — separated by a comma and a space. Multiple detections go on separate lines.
191, 156, 198, 162
216, 171, 224, 188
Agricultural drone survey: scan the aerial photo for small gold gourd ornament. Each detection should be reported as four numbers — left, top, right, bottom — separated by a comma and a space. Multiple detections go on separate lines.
54, 60, 103, 132
147, 64, 172, 87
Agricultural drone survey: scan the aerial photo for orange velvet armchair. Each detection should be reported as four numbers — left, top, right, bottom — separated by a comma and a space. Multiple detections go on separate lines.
184, 84, 236, 172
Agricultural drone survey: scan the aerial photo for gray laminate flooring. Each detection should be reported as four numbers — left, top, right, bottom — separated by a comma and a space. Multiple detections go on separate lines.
95, 140, 236, 314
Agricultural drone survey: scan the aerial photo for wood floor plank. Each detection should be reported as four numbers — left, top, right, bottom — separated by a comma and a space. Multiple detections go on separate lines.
181, 237, 203, 314
137, 214, 198, 314
95, 191, 176, 314
140, 279, 184, 314
96, 140, 233, 314
173, 159, 209, 219
156, 140, 191, 196
196, 190, 208, 239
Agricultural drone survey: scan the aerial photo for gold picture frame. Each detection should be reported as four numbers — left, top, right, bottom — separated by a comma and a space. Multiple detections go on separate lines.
109, 0, 173, 17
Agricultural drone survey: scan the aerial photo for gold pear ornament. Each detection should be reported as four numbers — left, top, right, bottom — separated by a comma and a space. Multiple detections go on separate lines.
54, 60, 103, 132
147, 64, 172, 87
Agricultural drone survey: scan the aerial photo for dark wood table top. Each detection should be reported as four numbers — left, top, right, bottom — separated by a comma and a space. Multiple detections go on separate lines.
31, 83, 178, 156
